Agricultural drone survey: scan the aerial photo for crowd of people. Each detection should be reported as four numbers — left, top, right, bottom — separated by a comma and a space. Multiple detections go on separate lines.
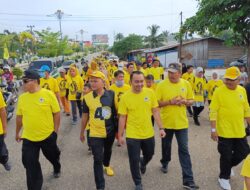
0, 55, 250, 190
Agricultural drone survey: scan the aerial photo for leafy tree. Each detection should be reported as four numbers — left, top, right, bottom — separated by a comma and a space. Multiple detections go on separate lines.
115, 33, 124, 41
144, 24, 165, 48
183, 0, 250, 68
112, 34, 144, 59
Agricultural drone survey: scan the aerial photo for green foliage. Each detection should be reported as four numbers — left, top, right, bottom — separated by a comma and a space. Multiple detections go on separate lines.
12, 67, 23, 79
112, 34, 144, 59
144, 25, 168, 48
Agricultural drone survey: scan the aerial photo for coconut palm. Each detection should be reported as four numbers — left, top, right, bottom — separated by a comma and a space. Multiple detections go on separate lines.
144, 24, 165, 48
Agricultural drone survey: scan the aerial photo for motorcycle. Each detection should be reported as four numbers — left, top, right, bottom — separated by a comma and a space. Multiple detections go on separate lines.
0, 84, 16, 121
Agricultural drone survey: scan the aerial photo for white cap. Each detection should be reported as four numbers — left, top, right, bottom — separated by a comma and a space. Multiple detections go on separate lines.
58, 68, 66, 73
196, 67, 203, 73
3, 65, 10, 70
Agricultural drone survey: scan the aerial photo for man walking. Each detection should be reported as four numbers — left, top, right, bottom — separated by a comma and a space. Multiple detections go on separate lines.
118, 71, 166, 190
16, 70, 61, 190
80, 71, 117, 190
210, 66, 250, 190
156, 63, 199, 189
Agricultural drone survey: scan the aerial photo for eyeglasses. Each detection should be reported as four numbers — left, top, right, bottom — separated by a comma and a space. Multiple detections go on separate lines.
23, 79, 34, 84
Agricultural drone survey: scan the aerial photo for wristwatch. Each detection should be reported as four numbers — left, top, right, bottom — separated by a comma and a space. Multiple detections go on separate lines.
211, 128, 216, 133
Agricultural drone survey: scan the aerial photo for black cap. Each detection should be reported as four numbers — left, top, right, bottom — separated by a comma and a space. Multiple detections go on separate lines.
22, 70, 40, 80
135, 61, 142, 66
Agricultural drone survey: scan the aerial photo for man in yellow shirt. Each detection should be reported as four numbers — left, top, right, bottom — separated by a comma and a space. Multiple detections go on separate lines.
135, 61, 147, 76
207, 71, 223, 105
191, 67, 207, 126
156, 63, 199, 190
210, 66, 250, 190
145, 74, 156, 91
67, 67, 84, 125
241, 154, 250, 190
16, 70, 61, 190
57, 68, 70, 116
0, 91, 10, 171
124, 63, 134, 85
118, 71, 165, 190
39, 65, 61, 105
148, 59, 164, 83
80, 71, 117, 190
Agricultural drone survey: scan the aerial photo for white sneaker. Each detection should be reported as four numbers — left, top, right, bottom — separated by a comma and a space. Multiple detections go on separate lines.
230, 169, 235, 177
218, 178, 231, 190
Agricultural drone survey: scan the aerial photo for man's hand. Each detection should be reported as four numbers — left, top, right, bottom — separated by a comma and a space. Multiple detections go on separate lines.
80, 133, 85, 143
211, 131, 218, 141
159, 129, 166, 138
15, 134, 22, 142
118, 136, 125, 146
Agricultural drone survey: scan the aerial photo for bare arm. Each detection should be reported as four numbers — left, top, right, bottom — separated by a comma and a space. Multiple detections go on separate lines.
152, 107, 166, 138
55, 92, 62, 106
210, 120, 218, 141
118, 115, 127, 145
0, 107, 7, 136
53, 112, 60, 133
16, 115, 23, 142
245, 177, 250, 190
80, 113, 89, 142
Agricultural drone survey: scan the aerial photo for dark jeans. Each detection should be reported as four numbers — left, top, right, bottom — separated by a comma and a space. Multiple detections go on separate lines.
208, 100, 211, 105
187, 106, 193, 115
22, 132, 61, 190
161, 128, 194, 183
86, 129, 91, 148
0, 134, 9, 165
70, 100, 82, 121
90, 134, 115, 189
192, 106, 204, 119
218, 137, 250, 179
126, 137, 155, 186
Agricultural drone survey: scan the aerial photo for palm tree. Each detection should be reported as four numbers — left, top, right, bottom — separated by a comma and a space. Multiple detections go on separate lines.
144, 24, 165, 48
115, 33, 124, 41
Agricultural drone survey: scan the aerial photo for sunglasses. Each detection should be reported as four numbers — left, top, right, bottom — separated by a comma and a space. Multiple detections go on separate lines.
23, 79, 34, 84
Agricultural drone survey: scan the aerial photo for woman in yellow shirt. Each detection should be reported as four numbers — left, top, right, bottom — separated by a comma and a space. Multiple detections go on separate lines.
207, 71, 223, 105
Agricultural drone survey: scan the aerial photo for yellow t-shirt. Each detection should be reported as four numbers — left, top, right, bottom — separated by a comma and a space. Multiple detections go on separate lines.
83, 90, 116, 138
16, 88, 60, 141
40, 77, 59, 94
0, 92, 6, 135
207, 79, 224, 100
182, 72, 194, 84
241, 154, 250, 190
57, 76, 68, 97
192, 77, 207, 102
108, 65, 118, 82
148, 67, 164, 81
210, 85, 250, 138
67, 75, 84, 101
124, 71, 131, 85
138, 68, 147, 76
118, 88, 158, 139
110, 84, 131, 110
156, 79, 194, 130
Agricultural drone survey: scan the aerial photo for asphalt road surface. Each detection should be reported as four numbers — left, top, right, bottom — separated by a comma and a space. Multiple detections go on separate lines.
1, 102, 248, 190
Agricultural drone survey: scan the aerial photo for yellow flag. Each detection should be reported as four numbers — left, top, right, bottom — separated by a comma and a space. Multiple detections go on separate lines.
3, 43, 9, 60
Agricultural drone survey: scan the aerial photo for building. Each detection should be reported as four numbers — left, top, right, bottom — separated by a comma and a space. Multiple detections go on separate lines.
92, 34, 109, 46
128, 37, 245, 68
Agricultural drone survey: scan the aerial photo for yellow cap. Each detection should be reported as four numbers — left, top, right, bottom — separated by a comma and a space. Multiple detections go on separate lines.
224, 66, 240, 80
89, 71, 105, 80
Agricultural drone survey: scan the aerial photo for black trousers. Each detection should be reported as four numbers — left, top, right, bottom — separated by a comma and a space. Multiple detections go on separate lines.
218, 137, 250, 179
90, 134, 115, 189
0, 134, 8, 165
22, 132, 61, 190
126, 137, 155, 186
187, 106, 193, 115
192, 106, 204, 119
76, 100, 82, 118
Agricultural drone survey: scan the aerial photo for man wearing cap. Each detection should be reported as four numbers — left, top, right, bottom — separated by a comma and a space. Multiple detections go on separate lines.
39, 65, 61, 105
16, 70, 61, 190
57, 68, 70, 116
156, 63, 199, 189
118, 71, 166, 190
80, 71, 117, 190
210, 66, 250, 190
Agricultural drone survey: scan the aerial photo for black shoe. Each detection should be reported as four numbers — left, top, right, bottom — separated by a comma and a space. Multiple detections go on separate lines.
53, 171, 61, 178
140, 158, 146, 174
183, 181, 199, 189
88, 147, 92, 154
160, 165, 168, 174
135, 184, 143, 190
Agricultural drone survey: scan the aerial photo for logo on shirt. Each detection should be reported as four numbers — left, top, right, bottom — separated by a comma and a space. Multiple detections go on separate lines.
181, 88, 185, 92
94, 106, 112, 120
39, 98, 45, 103
144, 97, 149, 102
42, 83, 51, 90
239, 94, 243, 100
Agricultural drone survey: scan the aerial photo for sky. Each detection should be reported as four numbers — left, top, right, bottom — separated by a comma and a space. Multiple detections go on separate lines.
0, 0, 198, 45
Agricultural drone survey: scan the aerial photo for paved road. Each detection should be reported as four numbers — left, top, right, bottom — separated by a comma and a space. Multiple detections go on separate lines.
1, 103, 248, 190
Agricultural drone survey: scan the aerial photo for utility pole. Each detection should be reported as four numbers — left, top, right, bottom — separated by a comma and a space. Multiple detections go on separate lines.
178, 11, 183, 63
78, 29, 87, 52
47, 10, 72, 40
27, 25, 35, 34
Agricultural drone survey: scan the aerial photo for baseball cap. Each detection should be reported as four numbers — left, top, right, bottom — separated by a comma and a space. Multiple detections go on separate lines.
89, 71, 105, 80
224, 66, 240, 80
58, 68, 66, 73
168, 63, 182, 73
22, 70, 40, 80
196, 67, 203, 73
39, 65, 50, 72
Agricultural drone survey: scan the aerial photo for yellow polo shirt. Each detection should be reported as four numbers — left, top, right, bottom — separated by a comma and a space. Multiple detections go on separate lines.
210, 85, 250, 138
110, 84, 131, 110
241, 154, 250, 190
207, 79, 223, 100
0, 92, 6, 135
118, 88, 158, 139
16, 88, 60, 141
40, 77, 59, 94
182, 72, 194, 84
67, 75, 84, 101
148, 67, 164, 81
156, 78, 194, 130
192, 77, 207, 102
57, 76, 68, 97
